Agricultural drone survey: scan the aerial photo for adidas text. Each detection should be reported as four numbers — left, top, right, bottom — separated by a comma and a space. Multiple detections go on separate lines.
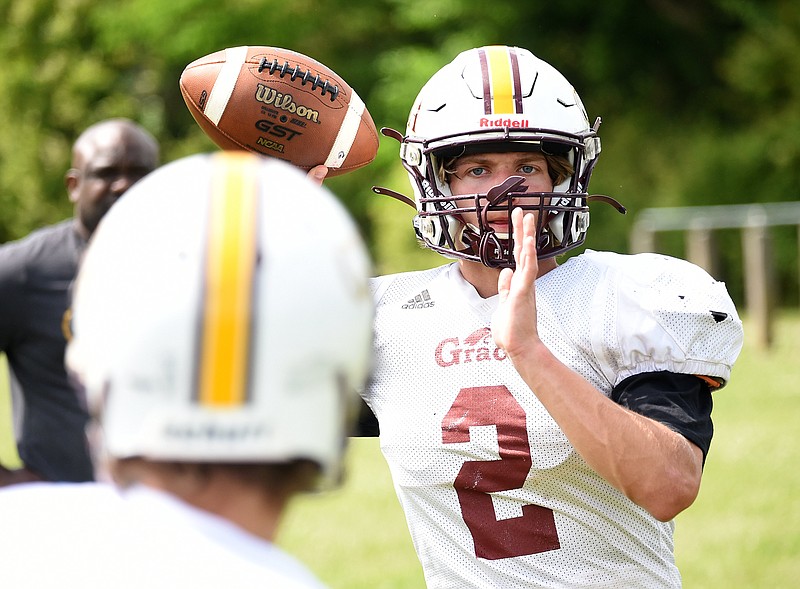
402, 289, 435, 309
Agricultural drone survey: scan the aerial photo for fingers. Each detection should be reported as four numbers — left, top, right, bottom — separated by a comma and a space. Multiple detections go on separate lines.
512, 207, 524, 264
307, 165, 328, 185
511, 208, 537, 271
497, 267, 513, 303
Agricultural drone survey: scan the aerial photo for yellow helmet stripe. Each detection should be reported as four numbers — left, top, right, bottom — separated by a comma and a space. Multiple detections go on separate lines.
198, 152, 259, 407
482, 46, 522, 115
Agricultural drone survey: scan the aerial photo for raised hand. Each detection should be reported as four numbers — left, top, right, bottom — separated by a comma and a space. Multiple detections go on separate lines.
492, 207, 541, 360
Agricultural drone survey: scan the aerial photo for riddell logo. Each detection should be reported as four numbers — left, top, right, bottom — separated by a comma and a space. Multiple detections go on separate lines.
402, 289, 435, 309
479, 118, 530, 128
421, 179, 436, 200
435, 327, 507, 367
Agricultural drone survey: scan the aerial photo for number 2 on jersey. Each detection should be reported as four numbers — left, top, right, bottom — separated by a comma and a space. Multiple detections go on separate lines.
442, 385, 560, 560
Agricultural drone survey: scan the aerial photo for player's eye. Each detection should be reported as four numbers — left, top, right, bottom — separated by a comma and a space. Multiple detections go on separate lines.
467, 166, 487, 177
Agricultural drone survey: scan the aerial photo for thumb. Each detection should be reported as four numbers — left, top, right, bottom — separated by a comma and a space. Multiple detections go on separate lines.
307, 165, 328, 185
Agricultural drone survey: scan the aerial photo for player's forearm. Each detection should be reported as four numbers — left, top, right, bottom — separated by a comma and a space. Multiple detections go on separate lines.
509, 342, 703, 521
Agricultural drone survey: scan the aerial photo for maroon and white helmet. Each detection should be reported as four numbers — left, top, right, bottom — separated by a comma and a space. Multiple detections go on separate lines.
375, 45, 624, 267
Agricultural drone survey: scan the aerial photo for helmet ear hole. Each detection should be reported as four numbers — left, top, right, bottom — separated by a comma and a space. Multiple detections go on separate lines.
548, 211, 566, 243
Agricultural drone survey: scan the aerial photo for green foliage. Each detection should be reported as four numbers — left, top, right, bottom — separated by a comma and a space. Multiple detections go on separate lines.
1, 0, 799, 303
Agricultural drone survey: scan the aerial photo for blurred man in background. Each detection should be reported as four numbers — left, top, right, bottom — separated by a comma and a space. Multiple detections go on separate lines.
0, 118, 159, 485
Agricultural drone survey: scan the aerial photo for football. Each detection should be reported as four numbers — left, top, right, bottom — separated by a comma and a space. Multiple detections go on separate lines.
179, 46, 379, 176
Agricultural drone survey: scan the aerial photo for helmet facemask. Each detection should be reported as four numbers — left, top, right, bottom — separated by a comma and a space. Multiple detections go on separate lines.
401, 128, 604, 268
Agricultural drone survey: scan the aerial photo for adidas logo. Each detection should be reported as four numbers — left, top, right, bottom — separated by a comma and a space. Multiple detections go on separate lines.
401, 289, 436, 309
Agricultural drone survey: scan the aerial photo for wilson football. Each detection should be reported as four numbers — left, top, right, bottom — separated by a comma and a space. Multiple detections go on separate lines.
179, 46, 379, 176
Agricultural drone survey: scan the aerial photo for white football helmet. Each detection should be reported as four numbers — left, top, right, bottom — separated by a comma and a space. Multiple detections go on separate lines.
66, 152, 373, 488
374, 45, 624, 266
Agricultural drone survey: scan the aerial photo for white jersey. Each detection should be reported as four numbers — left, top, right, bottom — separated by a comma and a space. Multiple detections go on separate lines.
364, 250, 743, 589
0, 482, 327, 589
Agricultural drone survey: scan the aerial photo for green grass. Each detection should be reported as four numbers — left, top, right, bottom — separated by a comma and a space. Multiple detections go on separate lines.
2, 316, 798, 588
0, 355, 21, 468
279, 438, 425, 587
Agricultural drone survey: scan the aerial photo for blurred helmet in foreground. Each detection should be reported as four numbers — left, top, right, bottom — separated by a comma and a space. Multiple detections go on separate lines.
67, 151, 373, 488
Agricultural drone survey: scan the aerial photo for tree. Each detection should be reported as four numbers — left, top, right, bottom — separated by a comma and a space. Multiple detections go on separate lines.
1, 0, 798, 303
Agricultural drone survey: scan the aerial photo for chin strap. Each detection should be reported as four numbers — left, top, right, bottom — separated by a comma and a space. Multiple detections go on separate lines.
380, 127, 404, 141
587, 194, 627, 215
371, 185, 416, 208
371, 127, 419, 209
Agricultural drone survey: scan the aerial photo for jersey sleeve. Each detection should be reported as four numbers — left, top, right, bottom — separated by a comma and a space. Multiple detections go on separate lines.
590, 252, 744, 388
369, 273, 395, 305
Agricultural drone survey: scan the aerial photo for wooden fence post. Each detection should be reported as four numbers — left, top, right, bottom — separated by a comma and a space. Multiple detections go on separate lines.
630, 224, 656, 254
743, 208, 773, 348
686, 223, 718, 277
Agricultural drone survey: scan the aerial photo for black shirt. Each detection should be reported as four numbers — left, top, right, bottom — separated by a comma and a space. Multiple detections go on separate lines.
612, 371, 714, 461
0, 220, 94, 481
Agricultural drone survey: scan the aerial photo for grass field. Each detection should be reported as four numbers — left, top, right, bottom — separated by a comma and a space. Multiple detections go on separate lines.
0, 356, 20, 468
2, 314, 799, 588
